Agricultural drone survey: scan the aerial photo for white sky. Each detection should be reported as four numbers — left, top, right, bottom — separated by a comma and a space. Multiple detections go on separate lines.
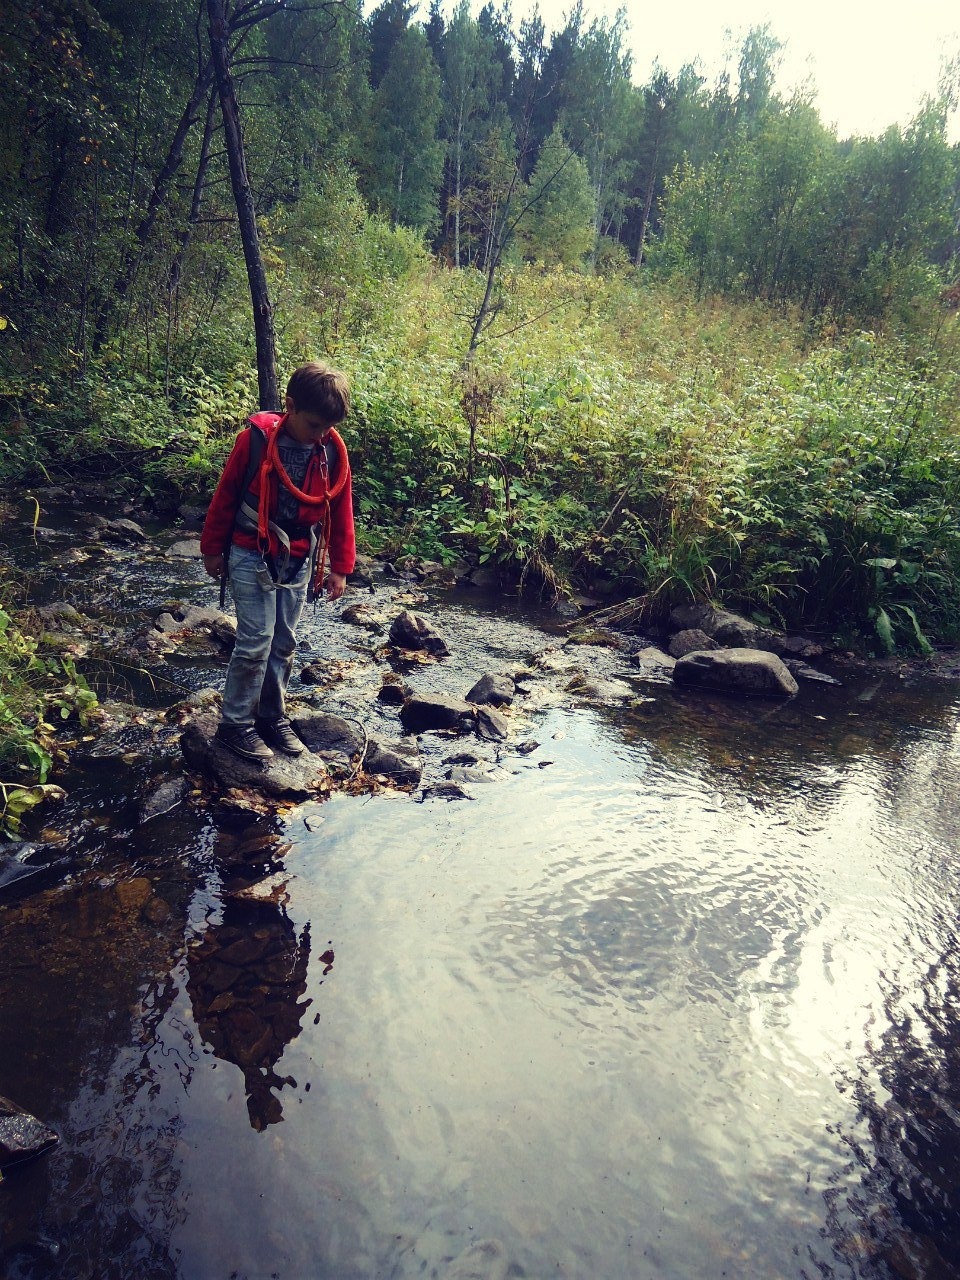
484, 0, 960, 141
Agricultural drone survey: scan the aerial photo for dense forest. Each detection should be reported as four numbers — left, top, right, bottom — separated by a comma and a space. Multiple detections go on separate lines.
2, 0, 960, 802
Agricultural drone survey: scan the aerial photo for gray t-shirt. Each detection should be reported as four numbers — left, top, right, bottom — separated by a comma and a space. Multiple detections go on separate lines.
275, 432, 316, 527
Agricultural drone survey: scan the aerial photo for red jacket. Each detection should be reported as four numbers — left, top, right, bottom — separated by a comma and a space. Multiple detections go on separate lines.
200, 413, 356, 574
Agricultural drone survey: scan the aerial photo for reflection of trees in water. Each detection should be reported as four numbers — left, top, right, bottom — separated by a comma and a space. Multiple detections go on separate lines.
0, 870, 192, 1278
186, 903, 327, 1131
614, 673, 960, 805
827, 943, 960, 1279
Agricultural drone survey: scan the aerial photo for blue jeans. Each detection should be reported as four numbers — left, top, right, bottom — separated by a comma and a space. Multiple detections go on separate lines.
220, 545, 309, 727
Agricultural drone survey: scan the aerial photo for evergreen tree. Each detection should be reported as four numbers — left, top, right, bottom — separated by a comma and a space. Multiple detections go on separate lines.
518, 126, 595, 265
367, 26, 444, 232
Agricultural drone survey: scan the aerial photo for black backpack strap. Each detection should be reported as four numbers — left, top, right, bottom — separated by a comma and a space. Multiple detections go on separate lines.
240, 422, 267, 495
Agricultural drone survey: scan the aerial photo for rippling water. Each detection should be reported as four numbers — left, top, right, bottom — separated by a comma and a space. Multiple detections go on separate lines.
3, 583, 960, 1278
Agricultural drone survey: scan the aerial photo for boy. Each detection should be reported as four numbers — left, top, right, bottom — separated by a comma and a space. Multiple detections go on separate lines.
200, 361, 355, 761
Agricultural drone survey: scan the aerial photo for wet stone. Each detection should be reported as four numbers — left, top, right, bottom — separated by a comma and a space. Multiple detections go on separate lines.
38, 602, 83, 626
101, 517, 148, 544
377, 676, 409, 705
166, 538, 203, 558
475, 705, 509, 741
364, 739, 422, 787
634, 646, 676, 676
340, 603, 390, 632
784, 659, 842, 685
291, 711, 364, 767
389, 610, 450, 657
139, 774, 190, 822
669, 628, 719, 658
465, 673, 515, 707
400, 694, 473, 734
115, 877, 152, 912
673, 647, 799, 697
417, 782, 472, 802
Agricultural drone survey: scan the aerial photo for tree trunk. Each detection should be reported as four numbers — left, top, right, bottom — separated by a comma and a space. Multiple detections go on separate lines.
95, 59, 215, 351
636, 119, 662, 265
208, 0, 279, 411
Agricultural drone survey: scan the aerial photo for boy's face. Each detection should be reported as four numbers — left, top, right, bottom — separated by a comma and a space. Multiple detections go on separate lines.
283, 394, 332, 445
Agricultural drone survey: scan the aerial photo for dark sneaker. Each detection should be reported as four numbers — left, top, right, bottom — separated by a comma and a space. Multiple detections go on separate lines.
215, 724, 274, 761
256, 717, 305, 756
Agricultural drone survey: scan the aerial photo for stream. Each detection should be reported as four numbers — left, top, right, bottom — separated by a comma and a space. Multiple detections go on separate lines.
2, 493, 960, 1279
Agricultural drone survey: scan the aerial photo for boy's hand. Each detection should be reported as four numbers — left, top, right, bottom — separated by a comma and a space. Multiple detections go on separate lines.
203, 553, 225, 579
326, 572, 347, 601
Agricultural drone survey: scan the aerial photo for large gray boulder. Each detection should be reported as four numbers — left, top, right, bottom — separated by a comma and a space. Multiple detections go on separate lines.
673, 647, 799, 697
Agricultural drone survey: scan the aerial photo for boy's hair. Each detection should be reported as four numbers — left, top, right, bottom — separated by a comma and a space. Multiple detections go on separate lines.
286, 361, 350, 424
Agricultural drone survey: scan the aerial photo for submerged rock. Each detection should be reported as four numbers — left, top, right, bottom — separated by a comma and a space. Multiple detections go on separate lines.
139, 774, 190, 822
364, 739, 422, 786
443, 1238, 509, 1280
673, 647, 799, 697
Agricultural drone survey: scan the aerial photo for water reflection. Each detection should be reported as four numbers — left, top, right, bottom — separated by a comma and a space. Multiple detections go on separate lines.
5, 568, 960, 1275
185, 904, 318, 1131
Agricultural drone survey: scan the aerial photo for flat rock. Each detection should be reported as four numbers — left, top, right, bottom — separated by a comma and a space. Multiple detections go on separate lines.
180, 711, 328, 799
784, 659, 842, 686
166, 538, 203, 558
101, 517, 148, 544
340, 603, 390, 632
673, 647, 799, 697
400, 694, 473, 734
634, 646, 676, 674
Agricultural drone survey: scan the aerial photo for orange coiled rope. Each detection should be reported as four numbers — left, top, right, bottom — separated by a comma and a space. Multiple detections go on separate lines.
255, 419, 351, 596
